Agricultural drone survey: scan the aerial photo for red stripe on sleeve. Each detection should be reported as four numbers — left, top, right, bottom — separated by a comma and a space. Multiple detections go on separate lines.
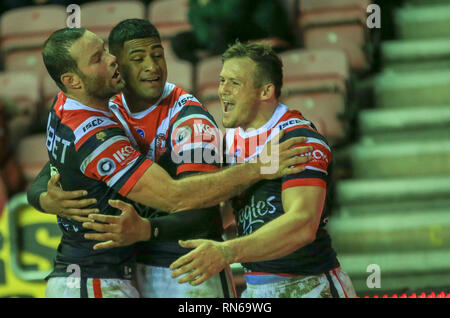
92, 278, 103, 298
118, 159, 153, 196
176, 163, 219, 175
282, 178, 326, 191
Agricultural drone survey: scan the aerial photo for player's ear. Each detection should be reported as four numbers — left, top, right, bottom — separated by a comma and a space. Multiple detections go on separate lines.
61, 72, 82, 90
260, 83, 275, 101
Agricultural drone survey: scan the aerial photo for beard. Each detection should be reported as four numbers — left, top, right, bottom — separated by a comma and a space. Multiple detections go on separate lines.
78, 70, 121, 100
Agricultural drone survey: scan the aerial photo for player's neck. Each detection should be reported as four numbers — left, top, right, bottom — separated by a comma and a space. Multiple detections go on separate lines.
243, 100, 279, 131
65, 92, 109, 111
123, 91, 159, 113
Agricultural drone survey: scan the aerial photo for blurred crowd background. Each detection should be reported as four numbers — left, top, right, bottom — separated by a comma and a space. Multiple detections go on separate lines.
0, 0, 449, 298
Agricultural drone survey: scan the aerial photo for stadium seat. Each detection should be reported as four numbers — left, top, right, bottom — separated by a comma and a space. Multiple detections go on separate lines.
0, 72, 40, 118
348, 139, 450, 179
374, 70, 450, 108
163, 39, 194, 92
42, 75, 60, 112
395, 4, 450, 40
0, 5, 66, 52
278, 49, 350, 144
195, 56, 229, 133
196, 55, 223, 102
81, 1, 146, 41
381, 38, 450, 73
329, 207, 450, 253
358, 106, 450, 144
17, 134, 48, 184
3, 48, 46, 73
8, 116, 33, 147
298, 0, 371, 71
280, 48, 349, 94
281, 94, 346, 144
336, 176, 450, 216
203, 99, 225, 134
148, 0, 192, 40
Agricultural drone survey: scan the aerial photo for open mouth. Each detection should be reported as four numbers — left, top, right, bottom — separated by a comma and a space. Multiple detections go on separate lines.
141, 75, 161, 84
222, 99, 235, 113
112, 68, 121, 81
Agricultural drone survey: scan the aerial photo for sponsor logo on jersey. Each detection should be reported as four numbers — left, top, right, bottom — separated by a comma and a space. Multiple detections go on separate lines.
155, 133, 167, 162
175, 126, 192, 145
278, 118, 311, 131
193, 123, 215, 142
137, 128, 145, 138
96, 131, 107, 142
82, 118, 104, 132
97, 158, 116, 176
301, 149, 329, 164
176, 95, 195, 108
112, 145, 135, 164
237, 195, 277, 235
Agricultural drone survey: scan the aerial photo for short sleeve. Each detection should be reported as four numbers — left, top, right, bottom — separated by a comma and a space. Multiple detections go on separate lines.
76, 126, 153, 196
169, 106, 221, 175
281, 127, 332, 191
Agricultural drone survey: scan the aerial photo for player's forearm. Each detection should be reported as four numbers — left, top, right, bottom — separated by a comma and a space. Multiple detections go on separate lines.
223, 213, 316, 264
141, 207, 221, 243
27, 161, 51, 212
129, 162, 260, 213
171, 163, 260, 212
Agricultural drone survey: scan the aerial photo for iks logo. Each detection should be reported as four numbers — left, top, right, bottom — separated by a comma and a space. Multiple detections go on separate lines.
112, 145, 135, 164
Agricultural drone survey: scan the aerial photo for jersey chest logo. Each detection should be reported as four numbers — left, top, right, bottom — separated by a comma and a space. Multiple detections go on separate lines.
155, 133, 167, 162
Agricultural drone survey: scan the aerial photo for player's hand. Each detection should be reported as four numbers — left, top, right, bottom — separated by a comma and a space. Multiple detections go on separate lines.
169, 239, 232, 286
40, 173, 98, 222
257, 130, 312, 179
82, 199, 151, 250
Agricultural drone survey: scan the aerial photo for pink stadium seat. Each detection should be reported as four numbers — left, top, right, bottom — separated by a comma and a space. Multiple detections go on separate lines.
281, 93, 346, 144
81, 1, 146, 40
17, 134, 48, 184
0, 72, 40, 117
42, 75, 60, 112
3, 48, 46, 73
163, 39, 194, 92
196, 55, 223, 102
280, 48, 349, 94
202, 99, 225, 135
0, 5, 66, 52
9, 115, 34, 147
149, 0, 192, 40
298, 0, 371, 71
279, 49, 350, 144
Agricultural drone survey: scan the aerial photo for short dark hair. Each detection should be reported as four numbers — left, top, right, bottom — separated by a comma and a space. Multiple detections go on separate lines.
42, 28, 87, 92
222, 41, 283, 98
108, 19, 161, 57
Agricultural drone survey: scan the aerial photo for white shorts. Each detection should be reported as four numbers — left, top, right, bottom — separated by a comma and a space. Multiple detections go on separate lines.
45, 277, 140, 298
136, 264, 237, 298
241, 267, 356, 298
